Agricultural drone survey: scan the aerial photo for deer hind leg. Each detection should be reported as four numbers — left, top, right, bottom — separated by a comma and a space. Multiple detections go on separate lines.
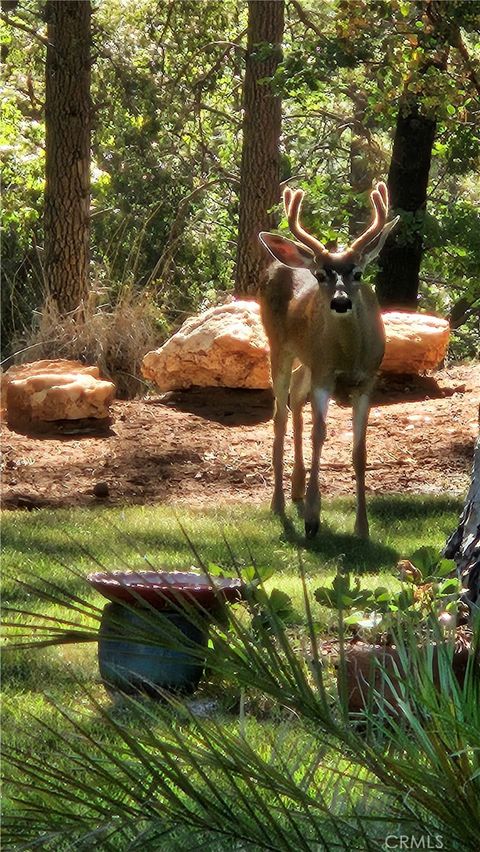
290, 364, 311, 502
270, 350, 294, 516
352, 391, 371, 539
304, 386, 331, 539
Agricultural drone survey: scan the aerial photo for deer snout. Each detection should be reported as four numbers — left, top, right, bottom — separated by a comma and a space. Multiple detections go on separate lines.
330, 292, 352, 314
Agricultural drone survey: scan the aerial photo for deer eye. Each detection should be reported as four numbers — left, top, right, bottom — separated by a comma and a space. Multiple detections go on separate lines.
315, 270, 327, 283
353, 269, 362, 281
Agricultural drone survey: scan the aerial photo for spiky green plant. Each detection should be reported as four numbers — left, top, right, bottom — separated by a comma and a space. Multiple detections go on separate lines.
2, 535, 479, 851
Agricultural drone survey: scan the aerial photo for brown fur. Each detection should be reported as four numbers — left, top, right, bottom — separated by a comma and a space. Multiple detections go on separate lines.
261, 263, 385, 399
258, 182, 396, 539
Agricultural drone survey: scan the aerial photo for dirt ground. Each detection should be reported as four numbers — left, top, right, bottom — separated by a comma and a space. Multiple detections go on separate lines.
1, 365, 479, 511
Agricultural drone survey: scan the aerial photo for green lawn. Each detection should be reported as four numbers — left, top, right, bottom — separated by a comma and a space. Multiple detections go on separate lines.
1, 495, 464, 847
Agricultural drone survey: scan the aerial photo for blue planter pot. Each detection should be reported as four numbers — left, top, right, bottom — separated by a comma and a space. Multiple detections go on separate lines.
98, 602, 208, 698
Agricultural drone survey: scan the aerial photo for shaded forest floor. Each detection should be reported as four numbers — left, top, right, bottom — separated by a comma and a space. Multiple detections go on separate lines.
1, 364, 479, 511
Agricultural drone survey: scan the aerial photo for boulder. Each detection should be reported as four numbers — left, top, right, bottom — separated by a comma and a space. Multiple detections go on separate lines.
381, 311, 450, 374
2, 359, 115, 434
142, 301, 270, 391
142, 302, 450, 392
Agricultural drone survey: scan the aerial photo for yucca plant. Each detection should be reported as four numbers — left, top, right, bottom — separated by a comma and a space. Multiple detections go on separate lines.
2, 535, 480, 851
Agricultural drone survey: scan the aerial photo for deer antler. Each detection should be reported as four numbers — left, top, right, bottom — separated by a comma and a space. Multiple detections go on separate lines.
349, 181, 389, 254
283, 181, 390, 260
283, 186, 327, 257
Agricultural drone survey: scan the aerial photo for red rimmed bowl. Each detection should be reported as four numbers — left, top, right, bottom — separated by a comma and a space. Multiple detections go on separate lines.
88, 570, 245, 611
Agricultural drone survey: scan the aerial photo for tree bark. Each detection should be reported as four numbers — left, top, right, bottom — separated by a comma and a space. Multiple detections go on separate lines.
444, 415, 480, 616
234, 0, 284, 297
376, 102, 436, 310
348, 135, 375, 240
44, 0, 91, 314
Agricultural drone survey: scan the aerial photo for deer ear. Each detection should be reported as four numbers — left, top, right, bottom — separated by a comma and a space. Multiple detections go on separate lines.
259, 233, 316, 269
360, 216, 400, 266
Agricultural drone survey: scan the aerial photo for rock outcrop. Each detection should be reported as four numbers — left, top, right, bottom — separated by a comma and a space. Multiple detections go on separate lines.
142, 301, 450, 392
2, 359, 115, 433
142, 301, 270, 391
381, 311, 450, 374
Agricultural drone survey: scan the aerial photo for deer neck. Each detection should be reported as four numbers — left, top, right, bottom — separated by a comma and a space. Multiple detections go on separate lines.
326, 297, 377, 378
330, 309, 362, 364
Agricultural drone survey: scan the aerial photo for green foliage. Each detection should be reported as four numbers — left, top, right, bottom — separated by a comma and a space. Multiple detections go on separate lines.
2, 0, 479, 361
1, 501, 479, 848
314, 545, 461, 639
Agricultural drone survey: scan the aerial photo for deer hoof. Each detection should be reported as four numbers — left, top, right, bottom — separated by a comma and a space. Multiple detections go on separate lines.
305, 519, 319, 539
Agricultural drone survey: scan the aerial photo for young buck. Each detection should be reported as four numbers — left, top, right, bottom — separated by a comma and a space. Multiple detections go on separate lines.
259, 182, 398, 539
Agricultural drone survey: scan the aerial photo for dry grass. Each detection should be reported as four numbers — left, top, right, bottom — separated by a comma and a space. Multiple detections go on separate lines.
17, 289, 160, 399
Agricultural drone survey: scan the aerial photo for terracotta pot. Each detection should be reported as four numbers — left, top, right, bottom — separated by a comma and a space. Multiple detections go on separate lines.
339, 641, 471, 714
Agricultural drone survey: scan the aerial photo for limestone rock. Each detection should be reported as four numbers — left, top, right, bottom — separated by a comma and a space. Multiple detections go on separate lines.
142, 302, 450, 392
142, 301, 271, 391
381, 311, 450, 374
3, 359, 115, 433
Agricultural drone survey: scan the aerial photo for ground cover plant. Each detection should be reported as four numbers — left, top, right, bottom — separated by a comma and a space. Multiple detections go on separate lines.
3, 496, 480, 849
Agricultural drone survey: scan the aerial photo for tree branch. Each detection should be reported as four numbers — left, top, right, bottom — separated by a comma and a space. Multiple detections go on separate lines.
147, 177, 239, 292
288, 0, 326, 40
452, 29, 480, 98
426, 1, 480, 97
0, 11, 49, 46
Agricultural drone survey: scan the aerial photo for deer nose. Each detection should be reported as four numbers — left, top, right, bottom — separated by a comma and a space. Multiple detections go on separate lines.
330, 293, 352, 314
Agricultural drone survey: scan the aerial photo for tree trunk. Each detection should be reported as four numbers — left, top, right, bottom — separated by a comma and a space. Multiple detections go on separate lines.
376, 102, 436, 310
234, 0, 284, 297
44, 0, 91, 315
444, 408, 480, 615
348, 135, 375, 240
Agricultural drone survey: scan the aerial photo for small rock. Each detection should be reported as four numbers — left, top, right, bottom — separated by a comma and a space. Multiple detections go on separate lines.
93, 481, 109, 498
186, 698, 219, 718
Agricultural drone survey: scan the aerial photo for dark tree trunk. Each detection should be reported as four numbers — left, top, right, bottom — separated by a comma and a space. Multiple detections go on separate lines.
234, 0, 284, 297
44, 0, 91, 314
376, 103, 436, 310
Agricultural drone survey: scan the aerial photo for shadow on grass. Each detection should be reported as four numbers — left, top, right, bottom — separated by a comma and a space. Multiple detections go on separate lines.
2, 495, 462, 603
2, 647, 97, 695
367, 494, 462, 520
278, 514, 398, 574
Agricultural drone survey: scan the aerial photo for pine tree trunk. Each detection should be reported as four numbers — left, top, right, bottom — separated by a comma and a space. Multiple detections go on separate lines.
375, 102, 436, 310
44, 0, 91, 315
234, 0, 284, 298
445, 417, 480, 615
348, 136, 375, 240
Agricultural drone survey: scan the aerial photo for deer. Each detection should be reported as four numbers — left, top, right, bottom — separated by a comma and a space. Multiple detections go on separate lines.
258, 181, 399, 540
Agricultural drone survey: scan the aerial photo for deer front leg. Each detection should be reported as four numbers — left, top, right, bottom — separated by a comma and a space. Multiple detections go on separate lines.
270, 353, 293, 516
304, 387, 331, 538
352, 391, 371, 539
290, 365, 310, 502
